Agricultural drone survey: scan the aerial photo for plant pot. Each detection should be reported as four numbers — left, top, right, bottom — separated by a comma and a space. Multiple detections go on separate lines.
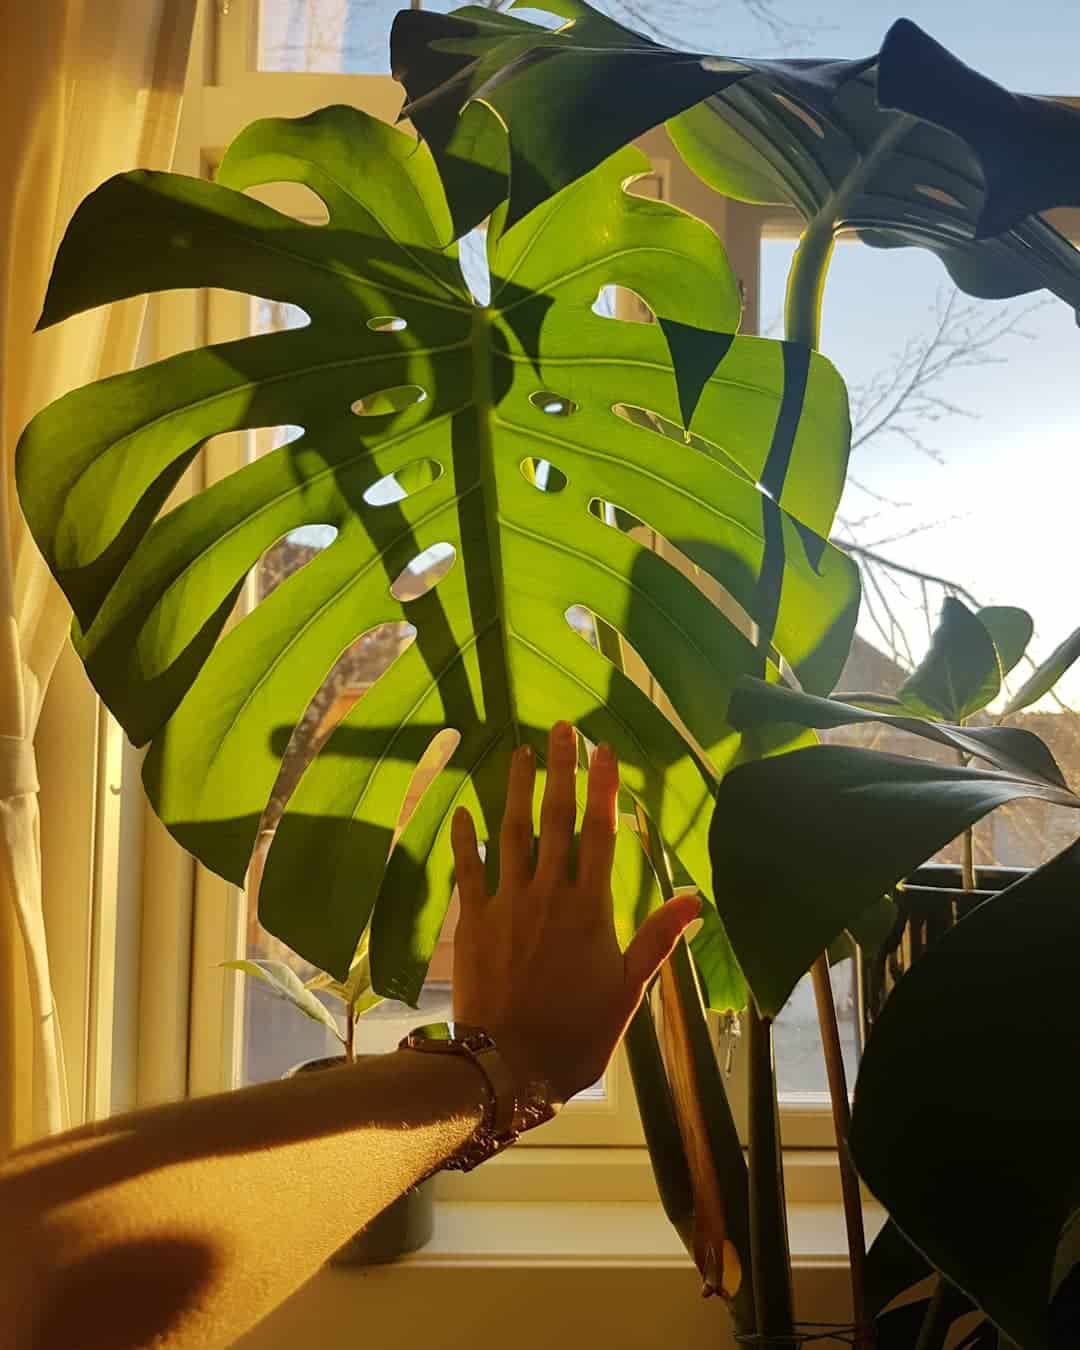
857, 864, 1028, 1043
287, 1055, 436, 1265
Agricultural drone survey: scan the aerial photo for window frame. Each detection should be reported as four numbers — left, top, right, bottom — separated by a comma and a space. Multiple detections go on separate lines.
174, 0, 1009, 1157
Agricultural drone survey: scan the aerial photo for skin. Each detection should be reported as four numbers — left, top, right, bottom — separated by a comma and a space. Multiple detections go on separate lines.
0, 724, 699, 1350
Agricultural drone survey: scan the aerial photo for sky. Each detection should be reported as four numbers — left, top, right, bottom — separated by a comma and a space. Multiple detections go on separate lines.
260, 0, 1080, 702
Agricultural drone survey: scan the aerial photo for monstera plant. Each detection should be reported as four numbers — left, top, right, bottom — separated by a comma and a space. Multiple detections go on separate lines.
17, 103, 855, 1006
391, 4, 1080, 1347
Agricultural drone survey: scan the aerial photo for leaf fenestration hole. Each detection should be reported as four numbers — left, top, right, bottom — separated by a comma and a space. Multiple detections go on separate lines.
390, 544, 457, 601
351, 385, 427, 417
256, 524, 339, 604
529, 390, 577, 417
587, 498, 757, 645
913, 183, 965, 210
362, 459, 443, 506
257, 620, 417, 836
520, 458, 568, 493
366, 315, 408, 333
396, 728, 462, 839
563, 606, 706, 758
773, 92, 825, 139
611, 403, 750, 479
239, 182, 331, 225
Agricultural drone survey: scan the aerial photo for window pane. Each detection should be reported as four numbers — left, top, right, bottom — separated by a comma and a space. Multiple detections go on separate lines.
257, 1, 1080, 91
774, 960, 858, 1102
258, 0, 478, 75
762, 236, 1080, 876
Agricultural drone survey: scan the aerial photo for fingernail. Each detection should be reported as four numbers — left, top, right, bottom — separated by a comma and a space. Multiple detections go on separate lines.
552, 721, 575, 750
594, 742, 615, 769
516, 743, 533, 765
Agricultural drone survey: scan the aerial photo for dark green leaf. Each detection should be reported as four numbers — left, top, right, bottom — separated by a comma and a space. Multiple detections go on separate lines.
866, 1218, 933, 1317
708, 745, 1077, 1016
876, 18, 1080, 240
393, 4, 1080, 313
976, 606, 1033, 680
729, 676, 1069, 789
874, 1300, 934, 1350
851, 841, 1080, 1350
898, 598, 1000, 723
1001, 624, 1080, 717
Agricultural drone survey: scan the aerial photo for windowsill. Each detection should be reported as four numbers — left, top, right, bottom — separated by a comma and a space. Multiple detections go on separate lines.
238, 1162, 884, 1349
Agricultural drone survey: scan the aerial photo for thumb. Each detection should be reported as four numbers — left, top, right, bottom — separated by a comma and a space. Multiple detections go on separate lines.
624, 893, 702, 992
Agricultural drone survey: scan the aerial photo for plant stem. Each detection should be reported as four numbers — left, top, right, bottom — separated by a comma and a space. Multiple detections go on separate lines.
914, 1277, 957, 1350
746, 1000, 795, 1341
636, 807, 754, 1326
784, 219, 834, 349
955, 750, 977, 893
810, 954, 870, 1348
624, 999, 696, 1252
345, 1002, 355, 1064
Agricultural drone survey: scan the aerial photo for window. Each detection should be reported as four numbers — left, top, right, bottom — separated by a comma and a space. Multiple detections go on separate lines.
179, 0, 1080, 1155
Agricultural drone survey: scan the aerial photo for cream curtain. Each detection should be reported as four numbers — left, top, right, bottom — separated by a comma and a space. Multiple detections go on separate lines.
0, 1, 197, 1154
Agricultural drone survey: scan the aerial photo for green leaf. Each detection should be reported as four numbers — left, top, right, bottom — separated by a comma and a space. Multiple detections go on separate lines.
898, 598, 1000, 723
708, 745, 1078, 1017
846, 894, 898, 963
18, 106, 855, 996
1001, 623, 1080, 717
393, 5, 1080, 313
851, 840, 1080, 1350
305, 932, 382, 1013
729, 676, 1069, 788
222, 959, 343, 1039
976, 606, 1033, 679
866, 1218, 933, 1318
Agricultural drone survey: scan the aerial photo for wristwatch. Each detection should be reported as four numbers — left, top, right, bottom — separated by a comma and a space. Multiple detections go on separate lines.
398, 1022, 558, 1171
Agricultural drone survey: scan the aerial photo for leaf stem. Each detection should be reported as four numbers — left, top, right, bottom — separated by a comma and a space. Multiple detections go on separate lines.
784, 219, 834, 350
747, 1000, 795, 1341
810, 954, 869, 1348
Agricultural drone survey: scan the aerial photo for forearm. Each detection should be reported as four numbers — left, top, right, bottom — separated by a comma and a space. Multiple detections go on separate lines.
0, 1051, 485, 1350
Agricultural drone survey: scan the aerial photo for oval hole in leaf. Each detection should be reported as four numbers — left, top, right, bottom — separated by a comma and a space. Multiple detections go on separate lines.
564, 605, 703, 753
351, 385, 427, 417
529, 390, 577, 417
611, 402, 749, 477
258, 620, 417, 839
366, 315, 408, 333
255, 524, 339, 606
773, 92, 825, 139
588, 498, 756, 644
396, 727, 462, 838
520, 458, 568, 492
593, 285, 653, 323
914, 183, 965, 210
362, 459, 443, 506
239, 183, 331, 225
251, 297, 311, 335
390, 543, 456, 601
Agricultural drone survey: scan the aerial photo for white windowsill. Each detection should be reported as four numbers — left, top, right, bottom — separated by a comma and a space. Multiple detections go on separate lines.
238, 1152, 885, 1350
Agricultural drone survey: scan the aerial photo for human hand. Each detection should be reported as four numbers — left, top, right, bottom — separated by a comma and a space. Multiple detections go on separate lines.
450, 721, 700, 1105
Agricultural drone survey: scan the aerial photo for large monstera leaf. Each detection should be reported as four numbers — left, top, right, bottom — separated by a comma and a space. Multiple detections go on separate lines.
18, 106, 856, 999
392, 3, 1080, 313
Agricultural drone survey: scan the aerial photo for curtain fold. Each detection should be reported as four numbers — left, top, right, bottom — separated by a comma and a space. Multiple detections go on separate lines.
1, 0, 197, 1154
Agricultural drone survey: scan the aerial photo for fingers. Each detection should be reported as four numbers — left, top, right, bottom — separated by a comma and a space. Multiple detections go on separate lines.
451, 807, 487, 911
498, 743, 536, 890
534, 721, 578, 887
577, 743, 619, 898
623, 893, 702, 993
